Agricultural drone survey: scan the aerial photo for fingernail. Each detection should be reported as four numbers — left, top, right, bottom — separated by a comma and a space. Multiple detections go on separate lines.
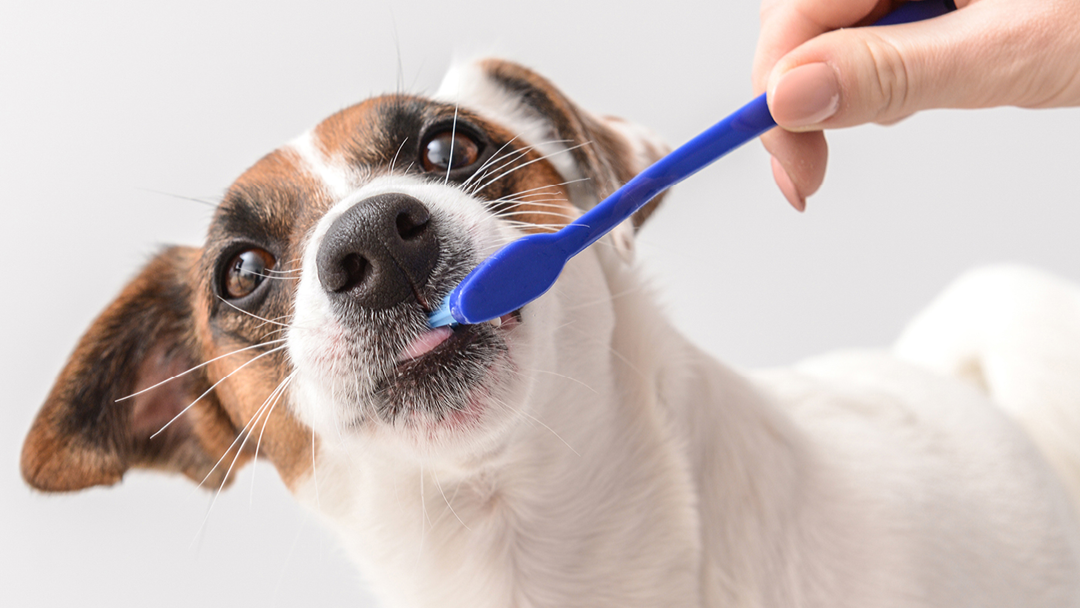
771, 63, 840, 128
771, 156, 805, 212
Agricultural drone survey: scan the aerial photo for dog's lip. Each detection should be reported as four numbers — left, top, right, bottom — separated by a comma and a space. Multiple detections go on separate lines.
398, 326, 454, 361
396, 311, 520, 363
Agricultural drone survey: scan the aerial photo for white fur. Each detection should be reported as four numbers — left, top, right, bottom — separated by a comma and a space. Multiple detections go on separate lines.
288, 129, 357, 201
283, 62, 1080, 607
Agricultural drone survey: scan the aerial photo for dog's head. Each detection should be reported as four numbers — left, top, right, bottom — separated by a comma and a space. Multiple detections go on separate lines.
21, 59, 669, 493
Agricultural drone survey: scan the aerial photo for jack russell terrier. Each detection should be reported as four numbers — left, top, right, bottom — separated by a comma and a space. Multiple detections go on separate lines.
21, 59, 1080, 607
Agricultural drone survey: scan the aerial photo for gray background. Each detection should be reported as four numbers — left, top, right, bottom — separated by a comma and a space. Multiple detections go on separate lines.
2, 0, 1077, 606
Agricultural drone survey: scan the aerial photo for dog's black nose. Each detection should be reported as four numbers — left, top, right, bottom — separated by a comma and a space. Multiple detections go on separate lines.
316, 193, 439, 310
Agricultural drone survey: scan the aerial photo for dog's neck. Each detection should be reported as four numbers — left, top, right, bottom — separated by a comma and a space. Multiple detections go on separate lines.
296, 250, 818, 607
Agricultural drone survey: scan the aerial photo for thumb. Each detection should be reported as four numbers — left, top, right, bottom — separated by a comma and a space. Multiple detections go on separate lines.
766, 0, 1068, 130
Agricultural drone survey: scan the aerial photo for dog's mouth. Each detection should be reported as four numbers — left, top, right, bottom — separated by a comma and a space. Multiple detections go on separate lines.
397, 311, 521, 363
360, 309, 522, 426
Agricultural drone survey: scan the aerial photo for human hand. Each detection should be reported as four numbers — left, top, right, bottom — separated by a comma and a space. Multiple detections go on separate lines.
752, 0, 1080, 211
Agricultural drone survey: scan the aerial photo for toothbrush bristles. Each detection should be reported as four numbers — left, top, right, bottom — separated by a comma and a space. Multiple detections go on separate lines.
427, 297, 457, 328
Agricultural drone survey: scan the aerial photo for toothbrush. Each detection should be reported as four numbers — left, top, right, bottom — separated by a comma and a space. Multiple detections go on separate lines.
429, 0, 957, 328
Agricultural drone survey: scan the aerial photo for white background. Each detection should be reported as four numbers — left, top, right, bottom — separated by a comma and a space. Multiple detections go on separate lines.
3, 1, 1078, 606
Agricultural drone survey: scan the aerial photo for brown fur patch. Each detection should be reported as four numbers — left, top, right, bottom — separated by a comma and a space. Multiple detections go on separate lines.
477, 59, 668, 228
460, 116, 579, 234
21, 247, 237, 491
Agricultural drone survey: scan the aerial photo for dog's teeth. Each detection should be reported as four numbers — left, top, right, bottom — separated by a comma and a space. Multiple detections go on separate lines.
490, 316, 503, 329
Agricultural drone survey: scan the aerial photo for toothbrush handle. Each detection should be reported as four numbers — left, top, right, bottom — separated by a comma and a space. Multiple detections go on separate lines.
559, 94, 775, 258
435, 0, 956, 327
556, 0, 956, 257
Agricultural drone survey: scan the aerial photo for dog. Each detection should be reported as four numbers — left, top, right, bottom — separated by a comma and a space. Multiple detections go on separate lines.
21, 58, 1080, 607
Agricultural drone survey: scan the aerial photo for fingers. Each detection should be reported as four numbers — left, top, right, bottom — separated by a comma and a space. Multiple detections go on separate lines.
767, 0, 1080, 131
754, 0, 1080, 209
753, 0, 886, 95
761, 128, 827, 211
752, 0, 886, 210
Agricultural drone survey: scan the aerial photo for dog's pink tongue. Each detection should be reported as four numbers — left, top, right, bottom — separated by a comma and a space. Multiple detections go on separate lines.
399, 327, 453, 361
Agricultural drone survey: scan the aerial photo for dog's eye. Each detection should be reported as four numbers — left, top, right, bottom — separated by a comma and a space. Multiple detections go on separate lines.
421, 130, 481, 173
223, 248, 275, 299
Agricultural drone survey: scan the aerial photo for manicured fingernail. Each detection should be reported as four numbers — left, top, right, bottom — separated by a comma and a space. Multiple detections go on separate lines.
771, 156, 805, 212
771, 63, 840, 128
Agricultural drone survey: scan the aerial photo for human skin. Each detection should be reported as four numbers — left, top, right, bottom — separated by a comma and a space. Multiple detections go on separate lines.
752, 0, 1080, 210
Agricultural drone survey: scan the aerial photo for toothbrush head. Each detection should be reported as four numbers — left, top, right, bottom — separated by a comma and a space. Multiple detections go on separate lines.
427, 296, 458, 328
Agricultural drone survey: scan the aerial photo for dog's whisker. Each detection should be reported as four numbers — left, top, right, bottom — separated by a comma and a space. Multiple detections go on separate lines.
562, 323, 646, 379
563, 285, 647, 311
477, 216, 566, 230
473, 141, 592, 193
492, 177, 587, 199
416, 459, 430, 566
248, 271, 300, 281
466, 138, 573, 188
490, 198, 575, 209
466, 147, 533, 195
527, 368, 601, 395
466, 139, 573, 195
217, 296, 290, 327
488, 395, 580, 457
150, 344, 287, 439
461, 136, 522, 189
495, 210, 580, 221
485, 193, 573, 207
250, 373, 296, 505
116, 339, 287, 403
136, 187, 221, 208
389, 136, 410, 175
216, 296, 308, 331
196, 392, 274, 493
189, 391, 276, 547
258, 327, 292, 343
312, 423, 321, 509
389, 9, 405, 95
430, 467, 471, 531
444, 105, 460, 184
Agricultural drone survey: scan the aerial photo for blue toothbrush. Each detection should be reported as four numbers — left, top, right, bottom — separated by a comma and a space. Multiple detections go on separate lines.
429, 0, 956, 328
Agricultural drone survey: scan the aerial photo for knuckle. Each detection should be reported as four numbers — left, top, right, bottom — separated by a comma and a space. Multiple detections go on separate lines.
855, 31, 912, 121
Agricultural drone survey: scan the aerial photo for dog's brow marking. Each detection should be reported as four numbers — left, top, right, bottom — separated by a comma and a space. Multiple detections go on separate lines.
289, 129, 353, 201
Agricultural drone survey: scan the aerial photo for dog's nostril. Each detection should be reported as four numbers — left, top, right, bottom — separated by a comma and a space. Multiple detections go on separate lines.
395, 209, 429, 241
336, 253, 369, 293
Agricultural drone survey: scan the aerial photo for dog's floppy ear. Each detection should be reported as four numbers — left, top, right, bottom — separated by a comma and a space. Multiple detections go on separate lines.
439, 58, 671, 230
21, 246, 239, 492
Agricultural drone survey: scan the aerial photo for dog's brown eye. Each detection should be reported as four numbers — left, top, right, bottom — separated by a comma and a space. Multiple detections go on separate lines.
421, 130, 480, 173
223, 248, 275, 299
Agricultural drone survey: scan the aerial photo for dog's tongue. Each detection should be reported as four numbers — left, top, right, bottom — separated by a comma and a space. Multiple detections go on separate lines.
398, 327, 453, 361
